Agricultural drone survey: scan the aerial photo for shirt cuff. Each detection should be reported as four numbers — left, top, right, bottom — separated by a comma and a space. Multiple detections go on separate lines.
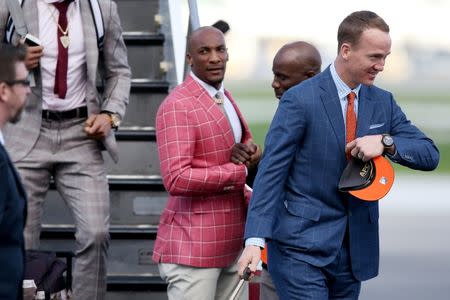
385, 148, 400, 162
245, 237, 265, 249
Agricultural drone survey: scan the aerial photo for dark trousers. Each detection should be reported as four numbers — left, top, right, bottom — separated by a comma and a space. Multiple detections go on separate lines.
268, 240, 361, 300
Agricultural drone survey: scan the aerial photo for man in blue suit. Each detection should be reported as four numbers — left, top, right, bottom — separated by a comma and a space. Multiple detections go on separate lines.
0, 44, 30, 300
238, 11, 439, 299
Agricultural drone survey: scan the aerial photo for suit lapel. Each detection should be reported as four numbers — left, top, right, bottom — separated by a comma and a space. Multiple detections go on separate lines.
23, 0, 39, 37
79, 0, 99, 112
319, 69, 346, 157
185, 76, 235, 148
356, 86, 375, 137
21, 0, 42, 92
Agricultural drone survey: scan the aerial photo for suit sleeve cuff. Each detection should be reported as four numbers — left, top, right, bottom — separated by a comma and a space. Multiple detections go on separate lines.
385, 148, 400, 162
245, 237, 265, 249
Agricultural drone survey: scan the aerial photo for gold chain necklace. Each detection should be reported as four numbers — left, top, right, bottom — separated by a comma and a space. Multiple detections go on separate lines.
46, 3, 71, 48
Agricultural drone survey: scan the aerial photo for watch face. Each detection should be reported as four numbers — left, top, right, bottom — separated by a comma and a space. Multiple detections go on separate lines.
111, 114, 121, 127
383, 135, 394, 147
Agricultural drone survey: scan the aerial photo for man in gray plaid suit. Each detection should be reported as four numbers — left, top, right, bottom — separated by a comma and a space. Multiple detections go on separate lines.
0, 0, 131, 299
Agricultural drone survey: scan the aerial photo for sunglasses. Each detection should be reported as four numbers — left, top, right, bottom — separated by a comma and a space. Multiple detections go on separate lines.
5, 79, 31, 87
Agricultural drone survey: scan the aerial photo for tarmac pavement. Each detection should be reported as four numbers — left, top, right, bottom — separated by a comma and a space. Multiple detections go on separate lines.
360, 174, 450, 300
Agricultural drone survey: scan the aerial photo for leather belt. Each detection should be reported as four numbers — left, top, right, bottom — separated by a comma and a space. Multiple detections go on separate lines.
42, 106, 88, 121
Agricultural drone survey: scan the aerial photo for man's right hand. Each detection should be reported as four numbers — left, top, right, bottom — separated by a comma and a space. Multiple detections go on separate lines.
237, 245, 261, 280
24, 45, 44, 70
231, 142, 253, 165
231, 139, 260, 168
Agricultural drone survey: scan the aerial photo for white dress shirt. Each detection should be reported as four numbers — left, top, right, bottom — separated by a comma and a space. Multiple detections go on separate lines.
190, 72, 242, 143
38, 0, 87, 111
329, 62, 361, 127
0, 130, 4, 145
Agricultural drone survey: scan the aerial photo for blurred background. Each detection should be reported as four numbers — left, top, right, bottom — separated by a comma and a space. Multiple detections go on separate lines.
179, 0, 450, 299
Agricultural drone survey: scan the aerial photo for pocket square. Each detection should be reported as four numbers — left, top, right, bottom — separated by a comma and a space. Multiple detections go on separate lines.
369, 123, 384, 129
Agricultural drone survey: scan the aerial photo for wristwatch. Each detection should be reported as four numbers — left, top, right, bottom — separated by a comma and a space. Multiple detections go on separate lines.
101, 111, 121, 131
381, 134, 394, 148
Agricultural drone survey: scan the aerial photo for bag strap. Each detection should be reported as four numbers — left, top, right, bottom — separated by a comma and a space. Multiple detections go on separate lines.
5, 0, 26, 43
87, 0, 105, 51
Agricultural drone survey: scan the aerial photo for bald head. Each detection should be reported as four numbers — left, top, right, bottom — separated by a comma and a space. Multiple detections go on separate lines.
272, 41, 322, 99
187, 26, 228, 89
275, 41, 321, 74
188, 26, 225, 52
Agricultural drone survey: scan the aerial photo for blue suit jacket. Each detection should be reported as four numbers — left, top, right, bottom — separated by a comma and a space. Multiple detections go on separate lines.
0, 143, 27, 300
244, 67, 439, 281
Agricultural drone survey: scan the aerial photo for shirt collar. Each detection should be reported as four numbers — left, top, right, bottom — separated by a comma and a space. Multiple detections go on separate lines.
0, 130, 4, 146
190, 72, 224, 99
43, 0, 79, 6
330, 62, 361, 100
44, 0, 76, 3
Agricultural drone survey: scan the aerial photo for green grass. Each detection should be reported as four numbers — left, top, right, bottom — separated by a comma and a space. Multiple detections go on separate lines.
434, 143, 450, 174
248, 122, 271, 146
248, 122, 450, 174
391, 91, 450, 105
227, 80, 450, 105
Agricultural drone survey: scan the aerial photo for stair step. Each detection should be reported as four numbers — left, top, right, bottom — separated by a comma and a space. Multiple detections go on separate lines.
44, 176, 167, 226
130, 79, 169, 92
40, 225, 158, 239
97, 80, 169, 93
103, 138, 161, 176
108, 174, 163, 190
104, 126, 160, 176
122, 92, 166, 127
126, 44, 165, 80
107, 275, 166, 291
48, 175, 163, 189
116, 0, 160, 33
106, 291, 167, 300
123, 32, 165, 46
40, 227, 161, 276
115, 127, 156, 141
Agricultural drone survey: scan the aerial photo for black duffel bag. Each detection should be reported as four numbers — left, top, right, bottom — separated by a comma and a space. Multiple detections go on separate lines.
24, 250, 67, 299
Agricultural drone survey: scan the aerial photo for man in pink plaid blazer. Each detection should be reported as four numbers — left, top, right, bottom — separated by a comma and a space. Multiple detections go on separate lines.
153, 26, 260, 299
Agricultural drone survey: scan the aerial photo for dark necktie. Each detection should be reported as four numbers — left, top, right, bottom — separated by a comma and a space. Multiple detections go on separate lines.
346, 92, 357, 160
53, 0, 73, 99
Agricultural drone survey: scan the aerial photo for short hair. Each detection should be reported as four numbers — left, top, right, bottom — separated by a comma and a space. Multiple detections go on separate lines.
337, 11, 390, 52
0, 44, 27, 83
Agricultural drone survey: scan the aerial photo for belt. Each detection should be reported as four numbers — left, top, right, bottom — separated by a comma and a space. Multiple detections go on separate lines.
42, 106, 88, 121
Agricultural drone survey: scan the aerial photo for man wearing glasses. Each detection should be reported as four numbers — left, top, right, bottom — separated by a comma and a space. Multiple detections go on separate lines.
0, 44, 30, 300
0, 1, 131, 298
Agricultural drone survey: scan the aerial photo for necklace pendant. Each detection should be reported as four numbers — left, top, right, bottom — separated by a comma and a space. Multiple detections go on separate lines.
60, 35, 70, 48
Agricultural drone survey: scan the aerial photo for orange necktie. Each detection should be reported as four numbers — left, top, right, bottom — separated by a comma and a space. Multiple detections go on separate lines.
346, 92, 356, 160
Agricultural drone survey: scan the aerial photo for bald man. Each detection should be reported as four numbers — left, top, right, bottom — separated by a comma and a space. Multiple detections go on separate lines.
153, 26, 259, 300
272, 41, 322, 100
257, 41, 321, 300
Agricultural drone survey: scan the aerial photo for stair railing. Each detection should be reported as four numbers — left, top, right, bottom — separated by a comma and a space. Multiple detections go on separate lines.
183, 0, 200, 79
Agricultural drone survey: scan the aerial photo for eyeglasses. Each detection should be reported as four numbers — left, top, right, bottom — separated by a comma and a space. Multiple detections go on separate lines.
5, 79, 31, 87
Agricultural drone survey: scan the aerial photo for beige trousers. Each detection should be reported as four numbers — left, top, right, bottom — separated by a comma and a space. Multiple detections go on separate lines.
159, 260, 248, 300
